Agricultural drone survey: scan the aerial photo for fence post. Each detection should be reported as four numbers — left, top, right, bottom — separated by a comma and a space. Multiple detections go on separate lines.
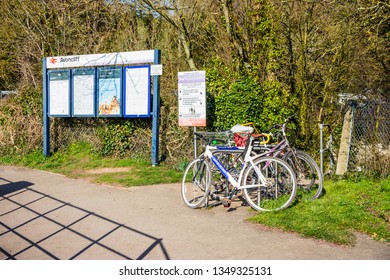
319, 124, 325, 175
336, 103, 356, 175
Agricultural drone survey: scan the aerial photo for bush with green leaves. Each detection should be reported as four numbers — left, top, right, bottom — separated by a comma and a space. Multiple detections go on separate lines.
213, 77, 263, 130
97, 120, 136, 157
212, 77, 296, 132
0, 87, 42, 155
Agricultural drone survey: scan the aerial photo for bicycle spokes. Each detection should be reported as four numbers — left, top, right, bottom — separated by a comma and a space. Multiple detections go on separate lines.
242, 157, 297, 211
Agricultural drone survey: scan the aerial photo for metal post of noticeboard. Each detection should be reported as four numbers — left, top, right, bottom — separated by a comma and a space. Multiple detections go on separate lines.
42, 58, 50, 156
151, 49, 161, 166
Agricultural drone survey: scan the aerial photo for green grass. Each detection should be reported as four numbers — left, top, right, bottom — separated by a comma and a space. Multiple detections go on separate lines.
0, 141, 183, 187
1, 142, 389, 246
248, 179, 390, 245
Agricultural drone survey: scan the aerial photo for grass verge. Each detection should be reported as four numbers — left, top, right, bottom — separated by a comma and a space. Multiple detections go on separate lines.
0, 142, 183, 187
248, 179, 390, 245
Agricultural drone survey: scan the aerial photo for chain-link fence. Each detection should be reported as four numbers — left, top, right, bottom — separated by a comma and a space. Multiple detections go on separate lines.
348, 98, 390, 177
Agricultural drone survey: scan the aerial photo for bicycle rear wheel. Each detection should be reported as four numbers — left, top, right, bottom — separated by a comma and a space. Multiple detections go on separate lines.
241, 157, 297, 211
181, 157, 211, 208
284, 150, 323, 200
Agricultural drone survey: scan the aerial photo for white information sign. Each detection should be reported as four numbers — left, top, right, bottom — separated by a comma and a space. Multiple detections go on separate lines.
151, 64, 163, 76
124, 66, 150, 117
72, 69, 95, 116
48, 71, 70, 116
178, 71, 206, 126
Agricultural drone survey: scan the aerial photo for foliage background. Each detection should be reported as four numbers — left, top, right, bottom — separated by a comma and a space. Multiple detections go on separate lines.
0, 0, 388, 167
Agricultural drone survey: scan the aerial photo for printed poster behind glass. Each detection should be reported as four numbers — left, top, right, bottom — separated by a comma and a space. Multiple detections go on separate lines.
97, 67, 122, 117
124, 65, 151, 118
48, 70, 70, 117
72, 68, 96, 117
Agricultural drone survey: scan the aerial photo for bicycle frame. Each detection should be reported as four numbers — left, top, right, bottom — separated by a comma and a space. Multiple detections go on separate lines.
255, 138, 289, 158
204, 141, 269, 191
251, 118, 295, 162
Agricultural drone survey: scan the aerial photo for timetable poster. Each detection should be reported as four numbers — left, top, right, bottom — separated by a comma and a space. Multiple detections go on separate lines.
98, 67, 122, 117
48, 70, 70, 116
124, 66, 150, 117
178, 71, 206, 126
72, 68, 96, 116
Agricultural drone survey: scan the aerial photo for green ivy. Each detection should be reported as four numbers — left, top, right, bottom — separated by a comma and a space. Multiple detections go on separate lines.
0, 87, 42, 154
259, 81, 297, 129
97, 120, 135, 157
214, 77, 263, 130
212, 77, 296, 132
15, 87, 42, 117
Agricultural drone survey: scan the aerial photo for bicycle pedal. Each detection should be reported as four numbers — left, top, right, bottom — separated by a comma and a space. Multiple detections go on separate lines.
222, 199, 232, 208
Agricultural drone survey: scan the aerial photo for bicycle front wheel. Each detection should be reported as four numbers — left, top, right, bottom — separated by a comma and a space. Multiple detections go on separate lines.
241, 157, 297, 212
181, 157, 211, 209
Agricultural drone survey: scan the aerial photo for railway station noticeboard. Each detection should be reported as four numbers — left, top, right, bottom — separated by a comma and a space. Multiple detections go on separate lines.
43, 49, 162, 165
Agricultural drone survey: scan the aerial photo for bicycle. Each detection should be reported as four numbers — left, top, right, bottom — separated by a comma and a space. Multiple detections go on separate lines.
181, 132, 298, 212
253, 115, 324, 200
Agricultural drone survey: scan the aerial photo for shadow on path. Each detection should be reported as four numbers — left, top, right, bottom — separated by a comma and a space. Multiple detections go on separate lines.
0, 178, 33, 196
0, 178, 170, 260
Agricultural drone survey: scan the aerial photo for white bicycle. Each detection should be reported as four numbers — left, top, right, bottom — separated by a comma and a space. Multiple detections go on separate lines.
181, 132, 297, 212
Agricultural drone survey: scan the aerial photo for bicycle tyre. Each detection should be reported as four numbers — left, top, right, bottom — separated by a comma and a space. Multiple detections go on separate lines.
284, 150, 323, 200
181, 157, 211, 208
241, 156, 297, 212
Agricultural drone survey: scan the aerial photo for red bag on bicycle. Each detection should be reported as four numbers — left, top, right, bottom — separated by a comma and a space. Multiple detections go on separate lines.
233, 133, 249, 147
230, 125, 254, 147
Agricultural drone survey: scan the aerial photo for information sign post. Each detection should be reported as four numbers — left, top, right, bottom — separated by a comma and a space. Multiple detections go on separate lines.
48, 70, 71, 116
42, 59, 50, 157
178, 71, 206, 158
124, 65, 151, 117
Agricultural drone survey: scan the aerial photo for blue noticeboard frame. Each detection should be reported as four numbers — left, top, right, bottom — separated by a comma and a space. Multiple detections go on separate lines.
123, 65, 151, 118
43, 49, 161, 166
72, 68, 96, 117
48, 70, 71, 117
97, 67, 122, 117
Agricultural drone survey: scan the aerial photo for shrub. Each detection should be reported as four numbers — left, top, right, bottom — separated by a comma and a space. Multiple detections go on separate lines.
213, 77, 296, 132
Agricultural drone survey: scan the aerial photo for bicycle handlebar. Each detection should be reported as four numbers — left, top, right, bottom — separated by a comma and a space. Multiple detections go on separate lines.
252, 133, 271, 145
266, 114, 297, 134
284, 114, 297, 123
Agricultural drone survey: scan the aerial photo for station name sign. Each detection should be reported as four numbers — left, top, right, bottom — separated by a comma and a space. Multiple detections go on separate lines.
46, 50, 155, 69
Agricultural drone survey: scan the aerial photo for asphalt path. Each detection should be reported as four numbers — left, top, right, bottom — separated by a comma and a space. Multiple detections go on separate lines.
0, 165, 389, 260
